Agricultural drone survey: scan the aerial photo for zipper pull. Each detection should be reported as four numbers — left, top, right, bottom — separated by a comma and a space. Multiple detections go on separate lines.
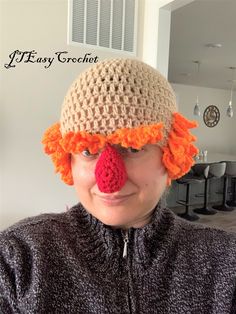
122, 230, 129, 258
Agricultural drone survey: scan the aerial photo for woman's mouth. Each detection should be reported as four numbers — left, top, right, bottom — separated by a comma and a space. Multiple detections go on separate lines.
95, 194, 134, 205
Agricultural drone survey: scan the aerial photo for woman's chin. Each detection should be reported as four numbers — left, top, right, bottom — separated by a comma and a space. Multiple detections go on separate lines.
89, 206, 133, 228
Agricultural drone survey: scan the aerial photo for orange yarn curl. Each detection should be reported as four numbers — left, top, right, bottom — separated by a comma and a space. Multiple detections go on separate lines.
42, 113, 198, 186
162, 112, 199, 183
42, 123, 73, 185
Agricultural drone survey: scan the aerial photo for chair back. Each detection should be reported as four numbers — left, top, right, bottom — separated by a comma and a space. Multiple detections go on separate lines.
225, 161, 236, 176
192, 164, 209, 178
209, 162, 226, 178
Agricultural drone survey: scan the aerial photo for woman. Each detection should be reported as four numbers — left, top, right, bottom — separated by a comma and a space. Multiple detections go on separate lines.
1, 58, 236, 313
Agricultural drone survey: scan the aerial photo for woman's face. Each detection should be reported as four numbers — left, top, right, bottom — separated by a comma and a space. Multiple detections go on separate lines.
71, 144, 167, 229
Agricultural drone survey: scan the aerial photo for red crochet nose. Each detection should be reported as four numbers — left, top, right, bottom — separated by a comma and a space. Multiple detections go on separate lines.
95, 144, 127, 193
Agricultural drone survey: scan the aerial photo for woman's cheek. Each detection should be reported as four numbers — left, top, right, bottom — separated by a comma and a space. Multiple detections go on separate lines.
74, 162, 96, 186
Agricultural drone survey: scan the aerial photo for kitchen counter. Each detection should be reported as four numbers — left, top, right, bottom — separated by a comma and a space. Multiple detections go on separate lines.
195, 153, 236, 164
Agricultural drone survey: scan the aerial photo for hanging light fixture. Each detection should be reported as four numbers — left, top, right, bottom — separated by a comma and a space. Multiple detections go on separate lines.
194, 95, 200, 116
227, 66, 235, 118
193, 61, 201, 116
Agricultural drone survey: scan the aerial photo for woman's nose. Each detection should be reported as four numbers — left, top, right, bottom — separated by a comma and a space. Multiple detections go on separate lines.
95, 144, 127, 193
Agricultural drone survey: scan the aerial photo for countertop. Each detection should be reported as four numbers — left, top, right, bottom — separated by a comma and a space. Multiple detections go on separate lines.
195, 152, 236, 164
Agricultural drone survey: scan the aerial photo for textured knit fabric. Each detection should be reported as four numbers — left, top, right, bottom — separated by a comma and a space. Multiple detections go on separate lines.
1, 203, 236, 314
60, 58, 176, 146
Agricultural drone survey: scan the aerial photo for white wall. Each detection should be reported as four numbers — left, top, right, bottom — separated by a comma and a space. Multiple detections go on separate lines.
143, 0, 193, 76
142, 0, 193, 76
172, 83, 236, 154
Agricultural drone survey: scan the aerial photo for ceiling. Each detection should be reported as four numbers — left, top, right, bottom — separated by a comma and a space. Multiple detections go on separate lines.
168, 0, 236, 90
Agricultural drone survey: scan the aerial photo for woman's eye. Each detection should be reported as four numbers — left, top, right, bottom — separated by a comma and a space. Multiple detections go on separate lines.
127, 147, 141, 153
118, 146, 144, 155
81, 149, 97, 158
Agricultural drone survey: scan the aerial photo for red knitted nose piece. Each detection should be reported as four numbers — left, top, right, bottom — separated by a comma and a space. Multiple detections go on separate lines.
95, 144, 127, 193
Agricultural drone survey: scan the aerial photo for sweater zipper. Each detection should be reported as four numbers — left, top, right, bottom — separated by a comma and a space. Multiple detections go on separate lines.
122, 229, 132, 313
122, 230, 129, 258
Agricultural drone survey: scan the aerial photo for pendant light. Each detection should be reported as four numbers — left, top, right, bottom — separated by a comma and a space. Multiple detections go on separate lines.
227, 66, 235, 118
193, 61, 201, 116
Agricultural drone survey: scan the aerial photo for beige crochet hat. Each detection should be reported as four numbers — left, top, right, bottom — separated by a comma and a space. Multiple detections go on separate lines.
42, 58, 198, 187
60, 58, 176, 147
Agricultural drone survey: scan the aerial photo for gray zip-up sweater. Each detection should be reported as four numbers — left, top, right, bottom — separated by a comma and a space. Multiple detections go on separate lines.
0, 203, 236, 314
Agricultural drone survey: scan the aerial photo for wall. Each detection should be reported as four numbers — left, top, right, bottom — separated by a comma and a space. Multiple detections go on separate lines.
143, 0, 194, 76
172, 83, 236, 154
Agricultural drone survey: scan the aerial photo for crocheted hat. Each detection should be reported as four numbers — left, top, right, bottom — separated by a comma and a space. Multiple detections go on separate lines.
42, 58, 198, 192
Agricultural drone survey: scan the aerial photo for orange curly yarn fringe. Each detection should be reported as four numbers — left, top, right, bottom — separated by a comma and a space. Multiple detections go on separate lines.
107, 124, 163, 149
162, 112, 199, 185
42, 114, 198, 186
42, 123, 73, 185
42, 123, 164, 185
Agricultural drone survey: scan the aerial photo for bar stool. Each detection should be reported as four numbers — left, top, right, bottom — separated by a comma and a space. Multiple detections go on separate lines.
176, 166, 209, 221
193, 162, 226, 215
227, 177, 236, 207
226, 161, 236, 207
212, 161, 236, 211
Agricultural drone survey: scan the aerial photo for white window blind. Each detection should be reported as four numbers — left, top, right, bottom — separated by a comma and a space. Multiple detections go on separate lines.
68, 0, 138, 55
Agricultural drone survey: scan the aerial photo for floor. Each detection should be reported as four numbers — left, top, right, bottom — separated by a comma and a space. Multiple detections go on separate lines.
172, 204, 236, 233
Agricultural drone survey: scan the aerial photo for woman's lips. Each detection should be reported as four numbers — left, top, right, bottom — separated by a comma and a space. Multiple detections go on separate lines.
95, 194, 134, 205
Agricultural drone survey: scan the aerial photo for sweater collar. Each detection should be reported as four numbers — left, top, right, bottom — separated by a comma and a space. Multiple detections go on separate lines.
68, 202, 179, 272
